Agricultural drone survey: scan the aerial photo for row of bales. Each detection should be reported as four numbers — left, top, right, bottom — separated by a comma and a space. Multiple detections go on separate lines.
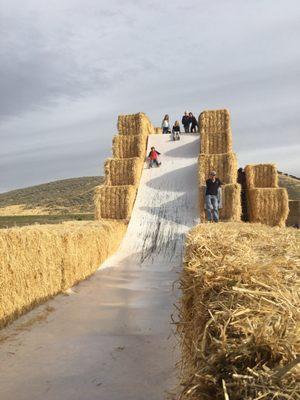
178, 109, 299, 399
94, 113, 154, 220
198, 109, 290, 227
0, 112, 153, 329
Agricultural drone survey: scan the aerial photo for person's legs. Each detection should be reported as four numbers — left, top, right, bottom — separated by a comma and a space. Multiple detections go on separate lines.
205, 195, 213, 222
149, 159, 154, 168
162, 127, 168, 134
211, 195, 219, 222
153, 159, 161, 167
184, 125, 189, 133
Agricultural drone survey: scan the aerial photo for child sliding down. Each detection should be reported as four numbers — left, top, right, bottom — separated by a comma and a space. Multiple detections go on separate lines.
148, 146, 161, 168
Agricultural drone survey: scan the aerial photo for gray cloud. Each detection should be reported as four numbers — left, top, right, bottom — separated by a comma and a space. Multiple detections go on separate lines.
0, 0, 300, 192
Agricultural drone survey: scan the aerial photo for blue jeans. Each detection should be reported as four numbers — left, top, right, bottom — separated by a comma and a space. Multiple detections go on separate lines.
205, 195, 219, 222
162, 127, 169, 134
149, 159, 160, 168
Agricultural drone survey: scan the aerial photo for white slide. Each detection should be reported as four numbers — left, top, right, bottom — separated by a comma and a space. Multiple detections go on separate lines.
0, 134, 200, 400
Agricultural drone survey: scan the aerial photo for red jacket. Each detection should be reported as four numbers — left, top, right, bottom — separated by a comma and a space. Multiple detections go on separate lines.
148, 150, 161, 160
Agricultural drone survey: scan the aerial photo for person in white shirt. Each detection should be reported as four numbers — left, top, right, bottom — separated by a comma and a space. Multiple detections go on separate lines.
161, 114, 170, 134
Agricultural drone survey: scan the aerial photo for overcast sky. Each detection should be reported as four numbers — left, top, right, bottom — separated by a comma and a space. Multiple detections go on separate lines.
0, 0, 299, 192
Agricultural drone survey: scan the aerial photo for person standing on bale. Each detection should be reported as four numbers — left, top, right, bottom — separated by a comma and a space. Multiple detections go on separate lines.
205, 171, 222, 222
189, 112, 198, 133
171, 120, 181, 141
182, 111, 190, 133
161, 114, 170, 134
148, 146, 161, 168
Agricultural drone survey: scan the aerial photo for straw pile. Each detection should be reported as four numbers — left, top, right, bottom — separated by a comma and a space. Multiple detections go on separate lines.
245, 164, 278, 189
0, 220, 127, 328
104, 157, 143, 186
117, 112, 154, 136
198, 153, 237, 186
94, 185, 137, 220
199, 109, 232, 154
112, 134, 147, 159
247, 188, 289, 227
287, 200, 300, 227
199, 184, 241, 222
178, 222, 300, 400
154, 127, 162, 134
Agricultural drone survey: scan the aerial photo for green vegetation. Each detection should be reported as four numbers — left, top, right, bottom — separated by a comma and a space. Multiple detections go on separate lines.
0, 214, 95, 229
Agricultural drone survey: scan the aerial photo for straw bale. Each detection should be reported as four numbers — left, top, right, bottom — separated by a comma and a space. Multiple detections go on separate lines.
198, 153, 237, 185
199, 184, 241, 222
0, 220, 127, 328
112, 134, 147, 159
199, 109, 230, 134
200, 129, 233, 154
117, 112, 154, 136
94, 185, 137, 220
286, 200, 300, 227
178, 222, 300, 400
154, 127, 162, 134
247, 187, 289, 227
104, 157, 143, 186
245, 163, 278, 189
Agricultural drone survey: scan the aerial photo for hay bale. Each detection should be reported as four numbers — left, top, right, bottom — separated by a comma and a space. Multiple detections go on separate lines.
286, 200, 300, 227
199, 184, 241, 222
154, 127, 162, 134
199, 109, 230, 134
178, 222, 300, 400
200, 129, 232, 154
94, 185, 137, 220
112, 134, 147, 159
0, 221, 127, 328
104, 157, 143, 186
245, 163, 278, 189
198, 153, 237, 185
247, 187, 289, 227
117, 112, 154, 136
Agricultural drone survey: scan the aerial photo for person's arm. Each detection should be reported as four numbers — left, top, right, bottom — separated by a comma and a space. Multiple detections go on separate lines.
156, 151, 161, 155
148, 151, 151, 157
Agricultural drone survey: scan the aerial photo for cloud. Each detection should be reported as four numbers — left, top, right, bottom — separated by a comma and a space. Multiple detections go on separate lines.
0, 0, 300, 192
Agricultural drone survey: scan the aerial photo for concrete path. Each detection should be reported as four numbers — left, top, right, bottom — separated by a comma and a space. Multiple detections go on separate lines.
0, 133, 199, 400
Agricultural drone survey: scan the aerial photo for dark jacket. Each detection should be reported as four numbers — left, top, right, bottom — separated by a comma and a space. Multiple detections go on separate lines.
182, 115, 190, 127
172, 125, 180, 132
206, 178, 222, 196
190, 116, 198, 127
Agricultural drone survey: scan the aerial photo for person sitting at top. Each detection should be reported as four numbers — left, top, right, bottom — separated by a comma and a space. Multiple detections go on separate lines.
171, 120, 181, 141
182, 111, 190, 133
161, 114, 170, 134
189, 112, 198, 133
205, 171, 222, 222
148, 146, 161, 168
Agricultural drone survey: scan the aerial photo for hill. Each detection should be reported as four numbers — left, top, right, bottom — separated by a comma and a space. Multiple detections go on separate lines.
0, 177, 104, 228
278, 172, 300, 200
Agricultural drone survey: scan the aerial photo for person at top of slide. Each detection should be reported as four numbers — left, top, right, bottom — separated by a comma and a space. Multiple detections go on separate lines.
182, 111, 190, 133
161, 114, 170, 134
189, 112, 198, 133
148, 146, 161, 168
171, 120, 181, 141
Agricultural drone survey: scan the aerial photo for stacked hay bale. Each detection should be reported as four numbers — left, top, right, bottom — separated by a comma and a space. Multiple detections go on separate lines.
198, 109, 241, 221
245, 164, 289, 227
95, 112, 153, 220
178, 222, 300, 400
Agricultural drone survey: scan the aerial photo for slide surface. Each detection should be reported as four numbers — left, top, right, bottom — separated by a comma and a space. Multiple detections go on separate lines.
0, 134, 199, 400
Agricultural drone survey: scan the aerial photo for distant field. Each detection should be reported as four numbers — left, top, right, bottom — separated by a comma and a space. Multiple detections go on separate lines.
0, 214, 95, 229
278, 173, 300, 200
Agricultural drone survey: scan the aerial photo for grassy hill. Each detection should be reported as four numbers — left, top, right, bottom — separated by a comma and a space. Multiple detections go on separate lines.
0, 176, 104, 228
0, 173, 298, 229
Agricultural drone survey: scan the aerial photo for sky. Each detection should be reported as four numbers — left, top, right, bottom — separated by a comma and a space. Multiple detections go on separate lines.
0, 0, 300, 193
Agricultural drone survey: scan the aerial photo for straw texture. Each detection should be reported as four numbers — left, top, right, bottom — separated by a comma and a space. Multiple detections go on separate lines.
104, 157, 143, 186
94, 185, 137, 220
177, 222, 300, 400
199, 184, 241, 222
247, 188, 289, 227
154, 127, 162, 134
198, 153, 237, 185
0, 220, 127, 329
199, 110, 232, 154
245, 164, 278, 189
199, 109, 230, 133
117, 112, 154, 136
112, 134, 147, 159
